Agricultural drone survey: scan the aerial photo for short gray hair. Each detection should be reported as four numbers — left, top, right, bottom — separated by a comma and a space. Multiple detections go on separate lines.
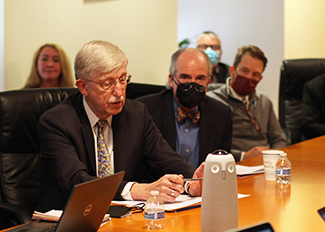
196, 31, 222, 47
74, 40, 128, 80
169, 48, 212, 77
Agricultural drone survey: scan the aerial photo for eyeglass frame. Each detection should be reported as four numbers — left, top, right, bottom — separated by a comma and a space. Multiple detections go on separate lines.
197, 44, 221, 51
84, 73, 131, 91
173, 77, 206, 93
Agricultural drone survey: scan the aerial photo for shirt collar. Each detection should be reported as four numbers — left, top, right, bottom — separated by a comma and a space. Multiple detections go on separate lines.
83, 96, 112, 128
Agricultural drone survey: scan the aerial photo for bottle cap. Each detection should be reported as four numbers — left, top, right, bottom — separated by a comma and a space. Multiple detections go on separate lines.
280, 153, 287, 157
150, 190, 159, 196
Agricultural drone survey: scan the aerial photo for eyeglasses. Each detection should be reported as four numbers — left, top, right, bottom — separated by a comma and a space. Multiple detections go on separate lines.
243, 100, 261, 131
173, 78, 206, 92
85, 74, 131, 91
197, 44, 220, 51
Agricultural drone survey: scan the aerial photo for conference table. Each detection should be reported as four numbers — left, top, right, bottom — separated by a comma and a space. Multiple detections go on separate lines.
2, 136, 325, 232
99, 135, 325, 231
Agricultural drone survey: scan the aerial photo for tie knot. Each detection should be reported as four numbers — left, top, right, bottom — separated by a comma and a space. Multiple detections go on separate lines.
97, 119, 107, 128
177, 107, 200, 124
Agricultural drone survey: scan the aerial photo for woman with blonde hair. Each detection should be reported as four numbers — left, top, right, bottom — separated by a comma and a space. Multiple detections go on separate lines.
24, 43, 75, 88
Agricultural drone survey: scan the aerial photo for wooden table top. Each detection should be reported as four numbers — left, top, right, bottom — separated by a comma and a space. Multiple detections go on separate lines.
99, 136, 325, 231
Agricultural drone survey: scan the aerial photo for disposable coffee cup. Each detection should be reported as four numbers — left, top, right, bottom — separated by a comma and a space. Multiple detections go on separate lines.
262, 150, 284, 181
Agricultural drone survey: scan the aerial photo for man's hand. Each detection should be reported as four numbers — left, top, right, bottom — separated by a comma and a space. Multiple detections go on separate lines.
130, 174, 184, 202
244, 146, 269, 159
187, 162, 205, 197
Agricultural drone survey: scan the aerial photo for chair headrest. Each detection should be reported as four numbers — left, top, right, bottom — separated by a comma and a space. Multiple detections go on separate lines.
0, 88, 78, 153
281, 59, 325, 100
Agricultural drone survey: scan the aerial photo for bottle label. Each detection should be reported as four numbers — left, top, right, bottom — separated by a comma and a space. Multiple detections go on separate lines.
157, 212, 165, 219
276, 168, 291, 175
144, 212, 165, 220
145, 212, 155, 220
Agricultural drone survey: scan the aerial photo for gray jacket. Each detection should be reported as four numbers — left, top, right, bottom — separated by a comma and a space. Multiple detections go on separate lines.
207, 80, 287, 161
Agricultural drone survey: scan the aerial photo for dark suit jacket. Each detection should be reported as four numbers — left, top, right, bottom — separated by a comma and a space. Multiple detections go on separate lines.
136, 89, 233, 166
212, 62, 230, 83
302, 74, 325, 139
36, 92, 195, 212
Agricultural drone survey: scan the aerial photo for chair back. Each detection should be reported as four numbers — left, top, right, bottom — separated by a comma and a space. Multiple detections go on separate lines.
0, 88, 78, 217
0, 83, 165, 229
279, 59, 325, 144
126, 82, 166, 99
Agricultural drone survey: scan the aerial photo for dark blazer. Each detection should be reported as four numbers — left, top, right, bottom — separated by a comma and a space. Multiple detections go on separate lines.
36, 92, 195, 212
302, 74, 325, 139
136, 89, 233, 165
212, 62, 230, 83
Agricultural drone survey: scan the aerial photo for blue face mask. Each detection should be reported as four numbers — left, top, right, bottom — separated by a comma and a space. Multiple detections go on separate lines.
204, 47, 219, 65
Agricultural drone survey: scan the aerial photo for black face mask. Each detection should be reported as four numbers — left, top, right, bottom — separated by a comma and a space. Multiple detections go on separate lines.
174, 80, 206, 109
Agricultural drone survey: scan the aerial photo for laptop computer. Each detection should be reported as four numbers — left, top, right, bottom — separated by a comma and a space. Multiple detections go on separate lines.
318, 206, 325, 221
225, 221, 274, 232
7, 171, 125, 232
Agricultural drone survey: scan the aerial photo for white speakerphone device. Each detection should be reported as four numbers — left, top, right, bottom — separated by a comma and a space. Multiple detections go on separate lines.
201, 150, 239, 232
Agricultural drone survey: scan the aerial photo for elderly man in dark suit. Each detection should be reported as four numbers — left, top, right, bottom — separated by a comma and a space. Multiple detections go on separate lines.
36, 41, 204, 212
137, 48, 232, 169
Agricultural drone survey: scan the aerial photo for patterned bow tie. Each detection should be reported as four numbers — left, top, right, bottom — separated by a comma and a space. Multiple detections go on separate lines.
177, 107, 200, 124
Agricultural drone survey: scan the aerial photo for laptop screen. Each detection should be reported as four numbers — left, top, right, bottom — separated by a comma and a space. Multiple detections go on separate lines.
318, 206, 325, 221
226, 222, 274, 232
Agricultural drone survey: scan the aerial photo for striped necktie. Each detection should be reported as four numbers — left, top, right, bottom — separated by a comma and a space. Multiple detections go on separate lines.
97, 119, 113, 177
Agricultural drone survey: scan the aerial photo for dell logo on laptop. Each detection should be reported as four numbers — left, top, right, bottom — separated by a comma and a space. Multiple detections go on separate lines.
84, 204, 93, 216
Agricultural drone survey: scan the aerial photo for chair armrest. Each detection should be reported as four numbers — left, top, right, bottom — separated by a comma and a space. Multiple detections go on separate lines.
0, 202, 32, 226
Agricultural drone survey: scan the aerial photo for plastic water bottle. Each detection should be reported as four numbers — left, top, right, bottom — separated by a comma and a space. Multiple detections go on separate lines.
144, 190, 165, 230
275, 153, 291, 184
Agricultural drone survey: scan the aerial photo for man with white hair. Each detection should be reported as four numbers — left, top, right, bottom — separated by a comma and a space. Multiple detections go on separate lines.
36, 40, 204, 212
197, 31, 230, 83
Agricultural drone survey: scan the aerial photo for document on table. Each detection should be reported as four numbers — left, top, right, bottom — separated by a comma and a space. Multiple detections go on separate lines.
112, 194, 249, 212
236, 164, 264, 176
32, 210, 111, 226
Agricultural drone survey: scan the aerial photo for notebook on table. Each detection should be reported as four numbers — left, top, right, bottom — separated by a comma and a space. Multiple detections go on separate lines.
7, 171, 125, 232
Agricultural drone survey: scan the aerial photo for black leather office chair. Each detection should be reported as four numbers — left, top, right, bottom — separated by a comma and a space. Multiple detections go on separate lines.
126, 82, 166, 99
0, 83, 166, 229
0, 88, 78, 229
279, 59, 325, 145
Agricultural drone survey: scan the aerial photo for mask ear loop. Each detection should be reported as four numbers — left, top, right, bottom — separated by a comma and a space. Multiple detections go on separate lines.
173, 76, 180, 86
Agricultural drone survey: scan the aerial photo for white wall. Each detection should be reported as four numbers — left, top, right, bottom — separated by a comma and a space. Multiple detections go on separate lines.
178, 0, 284, 116
5, 0, 178, 90
284, 0, 325, 59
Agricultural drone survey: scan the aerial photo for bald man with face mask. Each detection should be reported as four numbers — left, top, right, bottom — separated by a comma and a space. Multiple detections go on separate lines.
137, 48, 232, 170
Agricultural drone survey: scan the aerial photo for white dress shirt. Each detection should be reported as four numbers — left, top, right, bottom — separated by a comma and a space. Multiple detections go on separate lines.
83, 96, 134, 200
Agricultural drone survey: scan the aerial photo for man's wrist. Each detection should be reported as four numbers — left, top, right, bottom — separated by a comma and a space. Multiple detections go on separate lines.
240, 151, 246, 161
121, 182, 136, 200
184, 181, 194, 197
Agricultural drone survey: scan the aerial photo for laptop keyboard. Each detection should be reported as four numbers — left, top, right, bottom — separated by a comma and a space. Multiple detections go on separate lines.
44, 225, 56, 232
